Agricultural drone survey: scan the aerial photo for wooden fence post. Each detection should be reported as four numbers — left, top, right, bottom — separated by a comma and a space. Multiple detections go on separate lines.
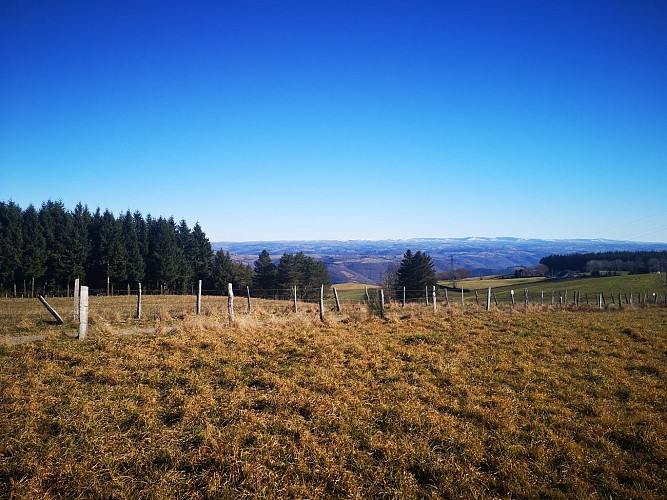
379, 288, 385, 318
474, 290, 479, 306
246, 286, 252, 314
425, 286, 429, 306
402, 286, 406, 308
618, 292, 622, 309
461, 287, 464, 307
365, 287, 370, 304
107, 275, 110, 297
38, 295, 64, 324
196, 280, 202, 315
432, 285, 437, 312
510, 290, 515, 306
293, 285, 298, 313
73, 278, 80, 320
486, 287, 491, 311
79, 286, 89, 340
524, 288, 528, 307
333, 287, 341, 312
541, 290, 544, 306
444, 288, 449, 306
228, 283, 235, 325
136, 282, 142, 319
319, 284, 325, 322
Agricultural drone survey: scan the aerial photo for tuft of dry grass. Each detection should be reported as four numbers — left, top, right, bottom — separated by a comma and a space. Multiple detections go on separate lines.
1, 296, 666, 497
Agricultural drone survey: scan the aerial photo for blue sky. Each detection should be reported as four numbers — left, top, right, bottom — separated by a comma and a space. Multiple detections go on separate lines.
2, 1, 666, 242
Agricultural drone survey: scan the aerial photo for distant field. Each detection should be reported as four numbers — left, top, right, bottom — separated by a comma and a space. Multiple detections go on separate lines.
1, 296, 666, 498
445, 276, 548, 291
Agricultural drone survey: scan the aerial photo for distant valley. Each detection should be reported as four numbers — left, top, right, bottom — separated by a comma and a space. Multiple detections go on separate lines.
212, 238, 667, 285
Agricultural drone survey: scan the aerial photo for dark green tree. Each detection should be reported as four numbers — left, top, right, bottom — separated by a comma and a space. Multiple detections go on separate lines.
277, 252, 331, 300
189, 223, 213, 288
39, 200, 72, 292
252, 250, 277, 295
20, 204, 46, 297
396, 250, 436, 301
146, 216, 182, 292
0, 201, 24, 292
121, 210, 145, 286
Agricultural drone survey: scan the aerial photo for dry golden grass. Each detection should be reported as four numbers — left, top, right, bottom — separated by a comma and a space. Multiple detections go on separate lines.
1, 296, 666, 498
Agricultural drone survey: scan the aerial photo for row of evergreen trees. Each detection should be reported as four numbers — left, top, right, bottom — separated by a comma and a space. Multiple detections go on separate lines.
0, 200, 330, 297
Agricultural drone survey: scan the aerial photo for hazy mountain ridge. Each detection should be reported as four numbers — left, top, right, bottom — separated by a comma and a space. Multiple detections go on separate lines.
212, 238, 667, 284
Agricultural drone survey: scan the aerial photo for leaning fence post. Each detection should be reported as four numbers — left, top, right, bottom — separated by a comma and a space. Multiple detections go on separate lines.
228, 283, 235, 325
333, 287, 341, 312
78, 286, 89, 340
38, 294, 64, 324
319, 284, 325, 322
196, 279, 202, 315
73, 278, 80, 320
136, 282, 142, 319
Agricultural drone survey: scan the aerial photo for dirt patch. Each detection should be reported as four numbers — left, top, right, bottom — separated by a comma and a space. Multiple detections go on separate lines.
1, 335, 46, 346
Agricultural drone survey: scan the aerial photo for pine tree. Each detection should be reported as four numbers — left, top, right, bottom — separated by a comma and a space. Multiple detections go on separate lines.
0, 201, 24, 291
252, 250, 277, 295
146, 216, 182, 292
121, 210, 145, 286
20, 204, 46, 296
396, 249, 436, 300
189, 223, 213, 288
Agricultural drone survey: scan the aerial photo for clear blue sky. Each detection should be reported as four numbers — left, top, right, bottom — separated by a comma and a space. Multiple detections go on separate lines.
2, 1, 666, 242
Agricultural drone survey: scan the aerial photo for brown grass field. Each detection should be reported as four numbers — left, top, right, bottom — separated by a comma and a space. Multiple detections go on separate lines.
1, 295, 666, 498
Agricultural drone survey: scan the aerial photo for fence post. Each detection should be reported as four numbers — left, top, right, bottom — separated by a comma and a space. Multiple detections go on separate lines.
444, 288, 449, 306
461, 287, 464, 307
425, 285, 429, 305
107, 276, 110, 297
246, 286, 252, 314
228, 283, 235, 325
136, 282, 142, 319
333, 287, 341, 312
475, 290, 479, 306
486, 287, 491, 311
365, 286, 370, 304
196, 280, 202, 315
73, 278, 80, 320
79, 286, 89, 340
293, 285, 298, 313
379, 288, 385, 318
38, 294, 64, 324
541, 290, 544, 306
402, 286, 406, 308
432, 285, 437, 312
319, 284, 325, 322
524, 288, 528, 307
510, 290, 515, 306
618, 292, 622, 309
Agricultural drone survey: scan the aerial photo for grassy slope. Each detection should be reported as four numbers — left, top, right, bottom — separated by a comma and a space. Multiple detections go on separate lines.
1, 298, 666, 498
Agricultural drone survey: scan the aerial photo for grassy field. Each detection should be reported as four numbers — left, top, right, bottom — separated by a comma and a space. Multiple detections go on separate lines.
444, 276, 548, 291
1, 296, 666, 498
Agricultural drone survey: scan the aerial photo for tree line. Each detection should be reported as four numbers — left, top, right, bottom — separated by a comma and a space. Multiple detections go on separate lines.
0, 200, 330, 297
540, 251, 667, 275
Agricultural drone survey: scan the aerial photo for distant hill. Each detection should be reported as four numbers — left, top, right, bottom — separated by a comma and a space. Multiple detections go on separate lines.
212, 238, 667, 285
